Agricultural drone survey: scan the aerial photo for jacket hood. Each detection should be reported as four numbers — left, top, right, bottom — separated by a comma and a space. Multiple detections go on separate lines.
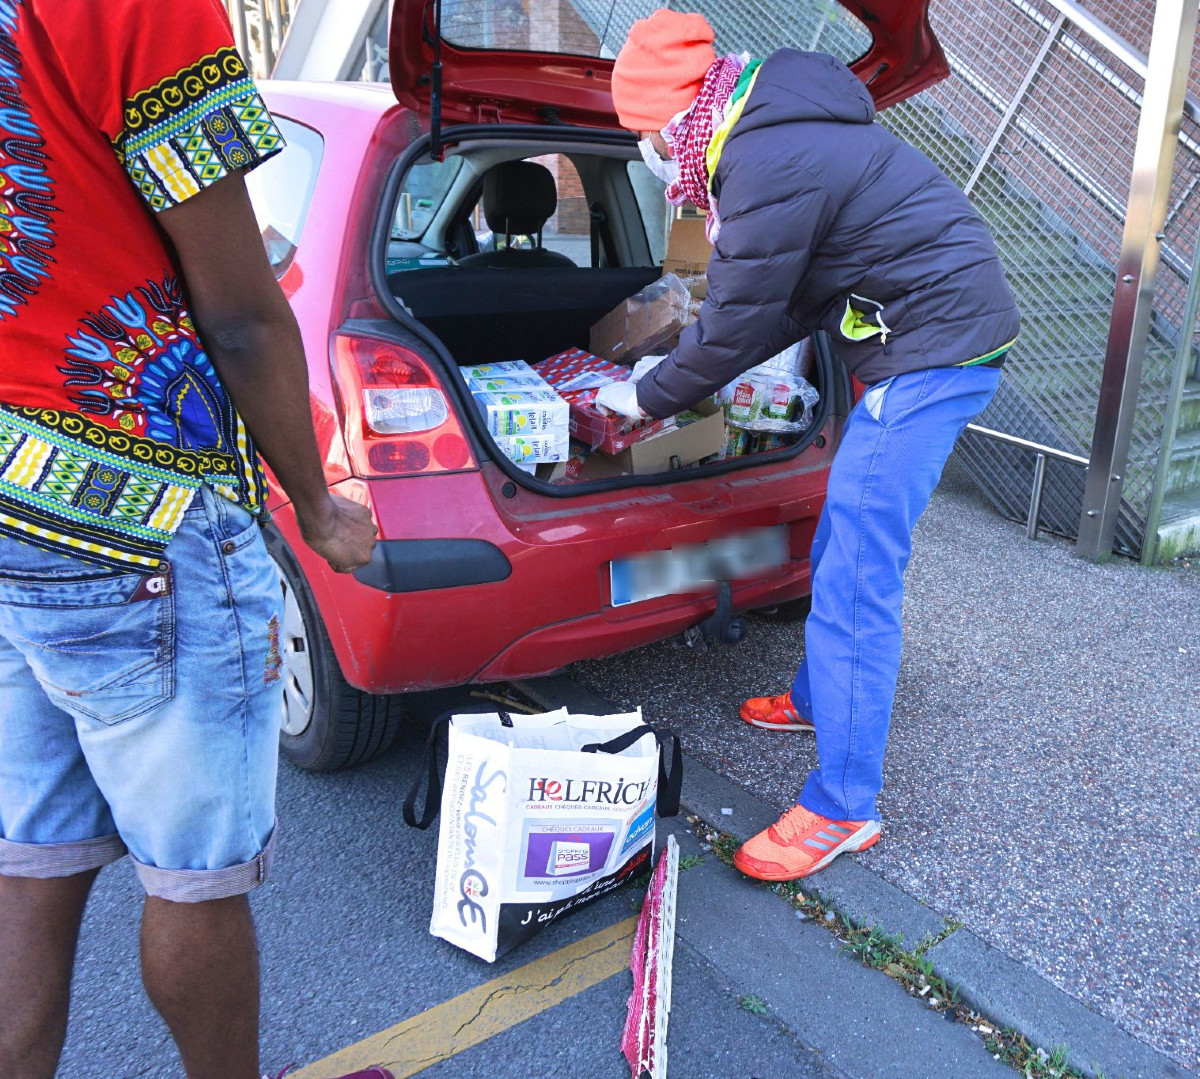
735, 49, 876, 133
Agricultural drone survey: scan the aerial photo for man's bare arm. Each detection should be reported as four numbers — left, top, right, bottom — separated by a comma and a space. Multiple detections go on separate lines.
158, 172, 375, 572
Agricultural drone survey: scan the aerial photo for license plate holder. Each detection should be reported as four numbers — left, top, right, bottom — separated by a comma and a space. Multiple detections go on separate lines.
609, 526, 788, 608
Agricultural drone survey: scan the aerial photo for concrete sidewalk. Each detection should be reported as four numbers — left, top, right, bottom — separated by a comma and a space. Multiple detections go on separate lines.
572, 456, 1200, 1075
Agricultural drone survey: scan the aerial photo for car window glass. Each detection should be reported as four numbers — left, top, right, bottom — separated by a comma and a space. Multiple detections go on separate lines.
467, 154, 592, 267
394, 157, 466, 241
440, 0, 871, 64
244, 117, 324, 275
627, 160, 671, 267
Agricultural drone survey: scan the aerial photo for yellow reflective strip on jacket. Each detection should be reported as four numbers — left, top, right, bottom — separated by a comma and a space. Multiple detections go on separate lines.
957, 337, 1018, 366
706, 64, 765, 193
840, 299, 885, 342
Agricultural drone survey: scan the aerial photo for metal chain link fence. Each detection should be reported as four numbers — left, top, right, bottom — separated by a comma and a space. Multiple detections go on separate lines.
880, 0, 1200, 557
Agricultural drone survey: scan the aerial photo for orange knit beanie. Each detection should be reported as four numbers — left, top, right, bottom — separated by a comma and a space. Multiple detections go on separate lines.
611, 10, 717, 132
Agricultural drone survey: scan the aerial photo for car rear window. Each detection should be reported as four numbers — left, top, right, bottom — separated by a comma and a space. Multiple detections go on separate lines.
245, 117, 324, 275
440, 0, 871, 64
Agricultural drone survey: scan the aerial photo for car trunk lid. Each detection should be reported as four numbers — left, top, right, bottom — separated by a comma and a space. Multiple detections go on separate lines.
389, 0, 949, 138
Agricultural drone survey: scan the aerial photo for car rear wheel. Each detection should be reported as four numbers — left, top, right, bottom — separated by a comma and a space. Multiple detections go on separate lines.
267, 531, 404, 771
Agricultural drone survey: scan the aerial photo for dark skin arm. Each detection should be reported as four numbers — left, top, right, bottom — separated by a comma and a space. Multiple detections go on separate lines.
158, 171, 376, 573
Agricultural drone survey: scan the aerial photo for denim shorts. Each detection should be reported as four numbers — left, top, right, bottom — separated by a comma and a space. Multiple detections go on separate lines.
0, 486, 282, 902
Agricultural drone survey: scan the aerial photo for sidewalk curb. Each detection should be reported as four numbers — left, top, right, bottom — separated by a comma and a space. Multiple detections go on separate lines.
679, 751, 1188, 1079
515, 677, 1190, 1079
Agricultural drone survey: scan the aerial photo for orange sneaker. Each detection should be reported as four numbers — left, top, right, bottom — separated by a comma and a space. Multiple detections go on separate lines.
739, 691, 814, 732
733, 805, 881, 881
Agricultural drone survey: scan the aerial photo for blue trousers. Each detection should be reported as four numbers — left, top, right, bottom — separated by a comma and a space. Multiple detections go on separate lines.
792, 365, 1001, 822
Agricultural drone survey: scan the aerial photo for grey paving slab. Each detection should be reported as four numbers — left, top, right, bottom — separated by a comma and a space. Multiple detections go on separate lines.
927, 930, 1190, 1079
668, 826, 1012, 1079
571, 456, 1200, 1073
415, 946, 841, 1079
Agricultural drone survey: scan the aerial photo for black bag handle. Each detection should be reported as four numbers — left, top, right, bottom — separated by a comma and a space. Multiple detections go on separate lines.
404, 714, 683, 828
582, 724, 683, 818
402, 711, 455, 830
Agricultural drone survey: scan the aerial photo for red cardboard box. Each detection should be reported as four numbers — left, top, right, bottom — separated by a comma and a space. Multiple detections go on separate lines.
534, 349, 674, 454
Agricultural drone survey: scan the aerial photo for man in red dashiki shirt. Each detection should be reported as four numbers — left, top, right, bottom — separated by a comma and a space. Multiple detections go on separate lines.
0, 2, 382, 1076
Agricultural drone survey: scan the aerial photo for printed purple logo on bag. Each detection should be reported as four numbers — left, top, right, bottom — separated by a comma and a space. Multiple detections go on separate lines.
523, 828, 615, 879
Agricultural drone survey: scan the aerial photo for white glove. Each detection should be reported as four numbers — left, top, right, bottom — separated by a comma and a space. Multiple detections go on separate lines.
594, 380, 646, 421
630, 354, 668, 383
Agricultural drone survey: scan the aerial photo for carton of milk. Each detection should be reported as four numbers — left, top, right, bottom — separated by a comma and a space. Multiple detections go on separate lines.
472, 389, 570, 438
494, 431, 570, 467
459, 361, 537, 382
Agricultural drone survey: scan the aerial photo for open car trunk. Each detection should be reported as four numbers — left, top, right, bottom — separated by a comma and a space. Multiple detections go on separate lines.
389, 266, 662, 364
375, 129, 834, 489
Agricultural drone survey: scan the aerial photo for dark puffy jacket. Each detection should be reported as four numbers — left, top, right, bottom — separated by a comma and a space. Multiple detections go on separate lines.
636, 49, 1021, 419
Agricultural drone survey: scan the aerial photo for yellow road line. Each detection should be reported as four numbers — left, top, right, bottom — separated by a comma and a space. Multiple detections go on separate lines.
292, 916, 638, 1078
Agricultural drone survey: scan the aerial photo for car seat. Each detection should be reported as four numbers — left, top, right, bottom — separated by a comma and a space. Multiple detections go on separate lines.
458, 161, 578, 269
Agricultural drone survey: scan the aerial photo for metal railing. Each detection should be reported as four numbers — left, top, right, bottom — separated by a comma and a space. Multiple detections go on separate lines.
964, 425, 1090, 540
881, 0, 1200, 560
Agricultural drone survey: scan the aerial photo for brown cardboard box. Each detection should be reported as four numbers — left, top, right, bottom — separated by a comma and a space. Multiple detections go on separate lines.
599, 399, 724, 475
662, 216, 711, 298
588, 275, 695, 366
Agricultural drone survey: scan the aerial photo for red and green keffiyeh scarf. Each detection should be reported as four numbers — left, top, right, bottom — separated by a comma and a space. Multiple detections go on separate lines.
663, 54, 761, 242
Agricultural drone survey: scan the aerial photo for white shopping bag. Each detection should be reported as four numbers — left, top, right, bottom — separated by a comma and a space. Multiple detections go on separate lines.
404, 707, 682, 963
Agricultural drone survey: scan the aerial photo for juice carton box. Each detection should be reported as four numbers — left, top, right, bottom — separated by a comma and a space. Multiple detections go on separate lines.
459, 361, 537, 381
472, 388, 570, 438
493, 430, 570, 467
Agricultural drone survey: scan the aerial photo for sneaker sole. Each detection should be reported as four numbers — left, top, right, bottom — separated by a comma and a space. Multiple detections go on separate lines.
734, 820, 882, 881
740, 713, 815, 733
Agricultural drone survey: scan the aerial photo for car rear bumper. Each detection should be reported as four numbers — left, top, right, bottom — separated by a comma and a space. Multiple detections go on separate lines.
473, 558, 812, 682
275, 428, 836, 694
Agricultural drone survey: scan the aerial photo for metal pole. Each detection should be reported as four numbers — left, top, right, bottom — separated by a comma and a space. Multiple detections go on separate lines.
1075, 0, 1198, 561
230, 0, 253, 67
1026, 453, 1048, 539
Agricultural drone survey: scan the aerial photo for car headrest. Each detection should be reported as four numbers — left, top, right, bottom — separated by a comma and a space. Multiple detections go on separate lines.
482, 161, 558, 237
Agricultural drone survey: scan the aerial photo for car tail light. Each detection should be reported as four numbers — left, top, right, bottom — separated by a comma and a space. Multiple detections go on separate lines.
333, 334, 476, 477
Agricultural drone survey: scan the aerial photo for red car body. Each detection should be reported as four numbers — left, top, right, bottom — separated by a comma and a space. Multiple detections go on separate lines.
254, 2, 947, 767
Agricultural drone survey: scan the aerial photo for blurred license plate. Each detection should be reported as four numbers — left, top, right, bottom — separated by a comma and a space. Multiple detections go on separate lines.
610, 526, 788, 608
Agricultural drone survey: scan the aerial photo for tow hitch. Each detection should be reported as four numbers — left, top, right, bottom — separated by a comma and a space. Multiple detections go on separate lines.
682, 582, 746, 650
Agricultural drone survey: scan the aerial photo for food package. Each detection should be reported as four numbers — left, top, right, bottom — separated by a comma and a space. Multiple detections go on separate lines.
720, 426, 794, 459
719, 367, 819, 434
493, 431, 570, 469
471, 388, 569, 438
600, 399, 724, 475
534, 348, 674, 454
468, 373, 556, 393
459, 361, 539, 381
589, 275, 696, 366
537, 439, 593, 483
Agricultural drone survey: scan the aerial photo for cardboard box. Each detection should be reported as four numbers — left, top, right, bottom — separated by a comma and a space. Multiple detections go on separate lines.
588, 275, 695, 366
663, 216, 711, 298
534, 349, 674, 454
536, 441, 626, 484
600, 399, 724, 475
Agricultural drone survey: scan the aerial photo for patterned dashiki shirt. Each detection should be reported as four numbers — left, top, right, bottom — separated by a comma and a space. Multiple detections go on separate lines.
0, 0, 284, 570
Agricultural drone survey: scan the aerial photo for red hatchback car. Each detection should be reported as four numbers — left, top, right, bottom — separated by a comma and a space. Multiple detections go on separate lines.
245, 0, 948, 770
